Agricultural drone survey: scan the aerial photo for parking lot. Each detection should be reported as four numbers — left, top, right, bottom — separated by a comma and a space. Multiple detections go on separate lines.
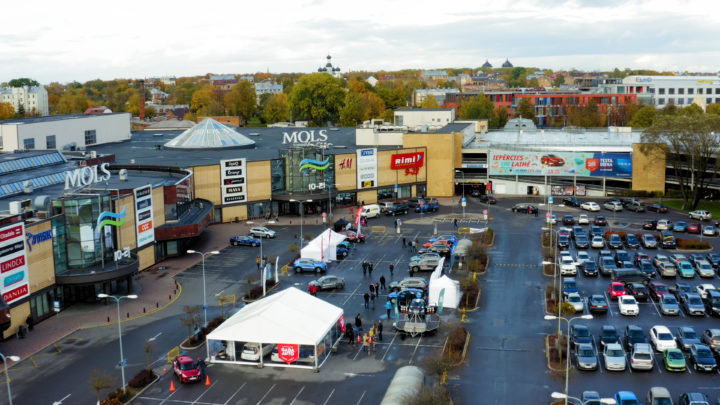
548, 198, 720, 399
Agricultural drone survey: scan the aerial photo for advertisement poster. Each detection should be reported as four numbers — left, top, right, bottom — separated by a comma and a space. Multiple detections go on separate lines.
134, 185, 155, 248
220, 158, 248, 204
489, 151, 632, 177
0, 222, 30, 304
277, 343, 299, 364
356, 148, 377, 189
391, 151, 425, 176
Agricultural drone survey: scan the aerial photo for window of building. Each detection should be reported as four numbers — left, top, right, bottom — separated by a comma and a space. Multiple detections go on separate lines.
707, 98, 712, 105
668, 88, 675, 95
678, 98, 684, 105
377, 186, 395, 202
668, 98, 675, 105
658, 98, 665, 105
699, 88, 704, 94
678, 88, 684, 95
707, 88, 712, 95
397, 185, 412, 199
335, 192, 356, 207
716, 98, 720, 103
688, 98, 694, 105
716, 88, 720, 94
395, 115, 403, 126
688, 88, 694, 95
84, 130, 97, 145
23, 138, 35, 150
658, 88, 665, 95
46, 135, 56, 149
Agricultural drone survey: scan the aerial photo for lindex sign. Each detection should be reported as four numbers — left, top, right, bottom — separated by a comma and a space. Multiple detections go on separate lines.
277, 343, 299, 364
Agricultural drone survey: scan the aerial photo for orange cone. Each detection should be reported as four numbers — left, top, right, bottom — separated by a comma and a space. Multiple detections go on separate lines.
205, 375, 211, 386
169, 381, 176, 392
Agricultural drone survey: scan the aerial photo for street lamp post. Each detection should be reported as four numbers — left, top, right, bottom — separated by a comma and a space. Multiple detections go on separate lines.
186, 250, 220, 326
545, 314, 593, 405
97, 293, 138, 392
290, 199, 313, 248
245, 221, 277, 276
551, 392, 615, 405
0, 352, 20, 405
455, 170, 466, 218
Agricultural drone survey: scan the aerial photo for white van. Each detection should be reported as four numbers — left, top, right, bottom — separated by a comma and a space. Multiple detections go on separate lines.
361, 204, 381, 219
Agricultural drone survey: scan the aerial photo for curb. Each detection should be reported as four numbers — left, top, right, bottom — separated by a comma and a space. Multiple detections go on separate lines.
544, 334, 565, 373
127, 374, 160, 404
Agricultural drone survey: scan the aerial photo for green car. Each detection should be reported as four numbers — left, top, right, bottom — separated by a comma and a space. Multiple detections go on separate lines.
677, 261, 695, 278
664, 348, 687, 372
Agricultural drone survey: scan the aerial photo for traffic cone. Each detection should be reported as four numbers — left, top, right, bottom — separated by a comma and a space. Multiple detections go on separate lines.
356, 335, 361, 343
205, 375, 211, 386
169, 381, 176, 392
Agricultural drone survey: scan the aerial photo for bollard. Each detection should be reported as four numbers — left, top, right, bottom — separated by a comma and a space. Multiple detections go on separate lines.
169, 294, 172, 300
108, 316, 111, 322
156, 302, 159, 308
127, 312, 130, 318
143, 307, 146, 313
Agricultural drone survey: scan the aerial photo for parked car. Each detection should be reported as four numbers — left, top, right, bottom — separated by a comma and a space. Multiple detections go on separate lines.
626, 201, 646, 212
638, 260, 655, 278
575, 343, 598, 371
704, 289, 720, 316
388, 277, 429, 292
309, 275, 345, 290
615, 391, 640, 405
625, 233, 640, 249
619, 295, 639, 316
292, 258, 327, 273
690, 344, 717, 372
694, 261, 715, 278
707, 252, 720, 268
643, 219, 658, 230
625, 325, 647, 350
591, 236, 605, 249
599, 256, 617, 276
669, 282, 693, 299
581, 201, 601, 211
563, 197, 581, 207
647, 204, 669, 213
575, 235, 590, 249
609, 281, 626, 300
594, 216, 608, 226
626, 283, 649, 301
566, 293, 584, 313
339, 230, 365, 243
590, 226, 604, 238
511, 203, 538, 214
678, 393, 710, 405
479, 195, 497, 204
249, 226, 277, 239
562, 277, 579, 296
229, 234, 261, 247
241, 342, 273, 361
703, 225, 716, 236
589, 294, 608, 313
701, 328, 720, 351
677, 326, 702, 351
680, 293, 706, 316
657, 262, 677, 278
578, 214, 590, 225
677, 260, 695, 278
614, 250, 631, 265
689, 210, 712, 221
659, 294, 680, 316
386, 202, 410, 216
562, 215, 575, 225
646, 387, 672, 405
687, 222, 701, 234
630, 343, 655, 371
607, 234, 623, 249
570, 323, 593, 347
656, 219, 673, 230
559, 256, 577, 276
173, 355, 203, 383
409, 252, 442, 272
603, 343, 627, 371
650, 325, 677, 352
648, 281, 669, 301
659, 231, 676, 249
663, 348, 686, 371
582, 260, 599, 277
599, 325, 620, 347
557, 235, 570, 248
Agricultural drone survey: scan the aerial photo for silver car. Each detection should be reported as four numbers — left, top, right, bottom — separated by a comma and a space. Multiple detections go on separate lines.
659, 294, 680, 316
630, 343, 654, 371
408, 252, 441, 272
689, 210, 712, 221
603, 343, 626, 371
694, 260, 715, 278
575, 343, 598, 371
249, 226, 277, 238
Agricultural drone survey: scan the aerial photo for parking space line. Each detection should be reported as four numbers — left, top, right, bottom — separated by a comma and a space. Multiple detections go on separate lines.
158, 384, 179, 405
591, 336, 602, 374
649, 299, 662, 317
655, 353, 662, 374
353, 344, 365, 360
289, 386, 305, 405
626, 353, 632, 373
355, 390, 367, 405
342, 283, 362, 306
192, 378, 218, 404
408, 336, 422, 365
256, 383, 276, 405
223, 382, 247, 405
322, 389, 336, 405
381, 332, 398, 362
604, 292, 614, 318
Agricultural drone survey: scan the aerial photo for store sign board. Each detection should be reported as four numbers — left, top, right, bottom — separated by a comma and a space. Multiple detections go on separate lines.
220, 158, 248, 204
356, 148, 377, 189
489, 151, 632, 178
282, 129, 328, 145
0, 222, 30, 304
277, 343, 299, 364
25, 230, 52, 252
134, 185, 155, 247
64, 163, 111, 190
390, 152, 424, 170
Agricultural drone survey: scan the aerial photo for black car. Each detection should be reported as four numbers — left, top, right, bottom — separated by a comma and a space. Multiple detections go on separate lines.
582, 260, 599, 276
588, 294, 608, 312
562, 215, 575, 225
386, 202, 409, 216
575, 235, 590, 249
689, 344, 717, 372
625, 283, 649, 301
590, 226, 604, 238
563, 197, 581, 207
479, 195, 497, 204
669, 282, 693, 299
624, 325, 647, 350
647, 204, 668, 213
571, 324, 593, 347
470, 189, 482, 198
557, 235, 570, 248
594, 216, 608, 226
599, 325, 620, 347
511, 203, 538, 214
643, 219, 657, 230
638, 260, 655, 278
624, 234, 640, 249
707, 252, 720, 268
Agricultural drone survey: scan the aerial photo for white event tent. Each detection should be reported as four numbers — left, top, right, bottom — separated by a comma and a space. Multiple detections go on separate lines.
427, 257, 461, 309
206, 287, 344, 371
300, 228, 347, 262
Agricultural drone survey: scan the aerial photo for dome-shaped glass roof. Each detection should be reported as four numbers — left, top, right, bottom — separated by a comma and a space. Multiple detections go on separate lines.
164, 118, 255, 150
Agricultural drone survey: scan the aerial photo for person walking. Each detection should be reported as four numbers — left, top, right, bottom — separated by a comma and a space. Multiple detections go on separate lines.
362, 260, 368, 277
453, 218, 458, 228
363, 292, 370, 309
370, 289, 376, 309
379, 275, 386, 292
386, 299, 392, 318
346, 323, 355, 346
534, 208, 538, 217
368, 261, 374, 277
388, 263, 394, 277
256, 255, 261, 270
369, 283, 375, 296
414, 239, 419, 253
368, 326, 376, 353
355, 313, 363, 333
377, 320, 384, 341
362, 333, 369, 353
402, 236, 406, 248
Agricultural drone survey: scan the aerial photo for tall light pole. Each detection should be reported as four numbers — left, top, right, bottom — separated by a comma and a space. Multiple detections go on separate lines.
97, 293, 138, 392
187, 250, 219, 326
545, 314, 593, 405
455, 170, 465, 218
245, 221, 276, 275
551, 392, 615, 405
0, 352, 20, 405
290, 199, 313, 248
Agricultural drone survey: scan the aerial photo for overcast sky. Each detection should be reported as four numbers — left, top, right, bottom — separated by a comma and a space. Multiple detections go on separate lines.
2, 0, 719, 84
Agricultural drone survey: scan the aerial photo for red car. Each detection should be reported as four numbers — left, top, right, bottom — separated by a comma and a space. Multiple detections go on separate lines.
340, 230, 365, 243
609, 282, 625, 300
648, 281, 669, 301
541, 154, 565, 167
173, 355, 202, 383
687, 222, 701, 234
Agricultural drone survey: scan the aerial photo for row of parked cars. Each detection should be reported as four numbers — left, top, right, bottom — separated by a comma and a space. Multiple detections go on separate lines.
579, 388, 715, 405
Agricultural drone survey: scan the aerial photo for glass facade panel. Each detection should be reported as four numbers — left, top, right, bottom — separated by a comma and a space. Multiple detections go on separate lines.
54, 194, 111, 270
271, 159, 285, 192
335, 192, 356, 207
377, 186, 395, 201
281, 148, 334, 196
397, 185, 411, 199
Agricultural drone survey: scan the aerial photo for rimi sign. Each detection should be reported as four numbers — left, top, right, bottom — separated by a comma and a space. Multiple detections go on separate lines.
0, 223, 30, 305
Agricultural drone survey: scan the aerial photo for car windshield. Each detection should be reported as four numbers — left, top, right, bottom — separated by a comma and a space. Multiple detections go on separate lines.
602, 330, 616, 338
689, 297, 703, 305
180, 362, 195, 371
575, 328, 590, 337
621, 297, 635, 304
697, 348, 713, 357
613, 285, 624, 291
662, 296, 677, 304
667, 351, 683, 360
578, 348, 595, 357
620, 400, 639, 405
592, 296, 604, 304
562, 258, 573, 264
629, 329, 643, 338
658, 333, 672, 340
568, 296, 581, 303
607, 349, 623, 357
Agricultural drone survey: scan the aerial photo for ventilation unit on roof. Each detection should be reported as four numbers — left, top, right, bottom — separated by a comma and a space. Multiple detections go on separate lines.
33, 195, 51, 213
23, 180, 33, 194
89, 151, 97, 158
119, 169, 128, 181
63, 142, 77, 151
9, 199, 32, 215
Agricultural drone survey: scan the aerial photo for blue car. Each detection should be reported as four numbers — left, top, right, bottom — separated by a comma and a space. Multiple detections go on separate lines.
673, 221, 688, 232
677, 260, 695, 278
414, 198, 439, 212
230, 235, 261, 247
614, 391, 640, 405
336, 245, 349, 258
293, 258, 327, 273
562, 277, 578, 296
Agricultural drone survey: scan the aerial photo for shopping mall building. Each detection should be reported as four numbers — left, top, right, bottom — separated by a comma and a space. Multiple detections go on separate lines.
0, 109, 672, 337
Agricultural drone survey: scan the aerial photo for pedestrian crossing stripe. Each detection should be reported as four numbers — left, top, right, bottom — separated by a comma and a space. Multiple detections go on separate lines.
494, 263, 541, 268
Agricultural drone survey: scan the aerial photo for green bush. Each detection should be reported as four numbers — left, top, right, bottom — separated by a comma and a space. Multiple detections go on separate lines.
677, 239, 711, 250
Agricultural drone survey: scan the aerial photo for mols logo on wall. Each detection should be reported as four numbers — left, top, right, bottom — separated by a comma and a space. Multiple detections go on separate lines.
298, 157, 331, 173
356, 148, 377, 189
0, 223, 30, 305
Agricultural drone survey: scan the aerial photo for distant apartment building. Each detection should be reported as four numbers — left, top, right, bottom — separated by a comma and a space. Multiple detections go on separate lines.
210, 74, 238, 90
413, 88, 460, 106
150, 88, 168, 104
0, 86, 49, 116
422, 70, 450, 81
393, 108, 455, 131
255, 81, 283, 102
622, 75, 720, 108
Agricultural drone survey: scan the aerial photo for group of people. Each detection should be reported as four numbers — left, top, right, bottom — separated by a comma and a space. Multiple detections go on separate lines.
346, 315, 384, 354
402, 236, 421, 253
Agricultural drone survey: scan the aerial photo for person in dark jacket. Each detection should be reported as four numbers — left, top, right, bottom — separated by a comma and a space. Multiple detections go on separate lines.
377, 320, 384, 341
363, 293, 370, 308
355, 314, 362, 331
379, 275, 386, 291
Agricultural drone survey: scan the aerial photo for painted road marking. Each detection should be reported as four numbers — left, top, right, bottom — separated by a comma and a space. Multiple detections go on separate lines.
256, 383, 276, 405
289, 386, 305, 405
321, 389, 336, 405
223, 382, 246, 405
381, 332, 398, 362
355, 390, 367, 405
408, 336, 422, 364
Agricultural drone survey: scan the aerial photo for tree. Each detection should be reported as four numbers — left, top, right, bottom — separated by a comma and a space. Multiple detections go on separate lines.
458, 94, 494, 120
420, 96, 440, 109
363, 92, 386, 120
552, 75, 565, 87
528, 77, 540, 88
348, 77, 370, 94
490, 106, 509, 129
628, 105, 658, 128
642, 114, 720, 209
89, 369, 114, 402
339, 93, 365, 126
506, 67, 528, 87
263, 93, 290, 124
661, 103, 678, 115
289, 73, 345, 125
179, 305, 202, 340
224, 81, 257, 121
16, 104, 25, 117
0, 102, 14, 120
707, 103, 720, 115
8, 78, 39, 87
567, 99, 604, 127
516, 98, 536, 122
54, 92, 90, 114
190, 85, 223, 116
375, 86, 406, 110
680, 104, 704, 116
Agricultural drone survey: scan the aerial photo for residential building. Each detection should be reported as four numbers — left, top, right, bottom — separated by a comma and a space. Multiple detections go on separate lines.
0, 86, 49, 116
412, 88, 460, 106
422, 70, 450, 81
366, 76, 378, 87
150, 88, 168, 104
210, 74, 239, 90
622, 75, 720, 108
255, 81, 283, 102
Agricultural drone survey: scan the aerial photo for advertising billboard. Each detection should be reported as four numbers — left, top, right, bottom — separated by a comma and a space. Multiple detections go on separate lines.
356, 148, 377, 189
489, 151, 632, 178
134, 185, 155, 248
391, 151, 425, 176
220, 158, 248, 204
0, 222, 30, 305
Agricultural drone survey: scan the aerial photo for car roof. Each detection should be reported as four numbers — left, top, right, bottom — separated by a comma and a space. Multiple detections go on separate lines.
177, 355, 194, 363
606, 342, 622, 349
652, 325, 671, 333
602, 325, 616, 331
649, 387, 671, 396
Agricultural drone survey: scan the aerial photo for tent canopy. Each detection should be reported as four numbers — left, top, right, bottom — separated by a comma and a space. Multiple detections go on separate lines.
428, 275, 461, 309
207, 287, 343, 346
301, 229, 346, 262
